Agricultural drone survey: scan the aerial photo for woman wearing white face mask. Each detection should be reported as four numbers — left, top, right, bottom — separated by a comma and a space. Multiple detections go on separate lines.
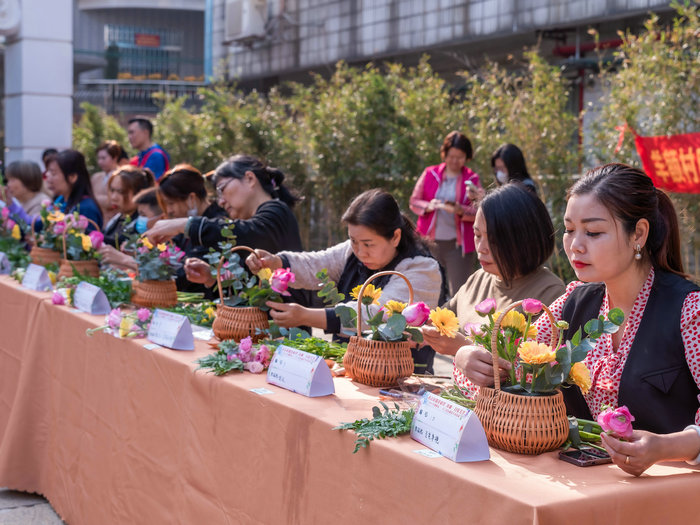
490, 143, 538, 195
100, 165, 154, 248
98, 188, 163, 271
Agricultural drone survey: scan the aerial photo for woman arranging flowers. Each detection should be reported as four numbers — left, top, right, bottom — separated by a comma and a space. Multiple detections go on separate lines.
245, 189, 445, 373
422, 183, 565, 360
409, 131, 482, 296
457, 163, 700, 476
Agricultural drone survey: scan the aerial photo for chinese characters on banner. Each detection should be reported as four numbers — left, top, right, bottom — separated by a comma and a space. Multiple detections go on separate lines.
634, 132, 700, 194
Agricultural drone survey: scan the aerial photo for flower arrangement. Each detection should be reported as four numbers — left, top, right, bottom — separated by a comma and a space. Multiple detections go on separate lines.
204, 248, 293, 310
34, 202, 65, 251
195, 336, 274, 375
471, 298, 624, 395
59, 212, 104, 261
0, 206, 30, 269
334, 284, 458, 344
133, 237, 184, 281
86, 307, 153, 338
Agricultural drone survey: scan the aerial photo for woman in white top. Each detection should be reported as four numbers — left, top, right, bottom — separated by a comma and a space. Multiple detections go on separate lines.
91, 140, 124, 224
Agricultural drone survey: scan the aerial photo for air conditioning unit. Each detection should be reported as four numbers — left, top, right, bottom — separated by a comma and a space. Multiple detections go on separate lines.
225, 0, 267, 43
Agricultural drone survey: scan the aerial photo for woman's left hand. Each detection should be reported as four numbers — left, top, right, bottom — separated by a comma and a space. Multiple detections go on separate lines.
266, 301, 306, 328
600, 430, 663, 477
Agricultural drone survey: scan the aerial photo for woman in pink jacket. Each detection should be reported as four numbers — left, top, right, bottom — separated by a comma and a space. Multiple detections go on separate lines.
410, 131, 482, 296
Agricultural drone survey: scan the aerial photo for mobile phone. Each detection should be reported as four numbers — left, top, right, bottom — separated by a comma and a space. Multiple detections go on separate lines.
465, 180, 477, 191
558, 448, 612, 467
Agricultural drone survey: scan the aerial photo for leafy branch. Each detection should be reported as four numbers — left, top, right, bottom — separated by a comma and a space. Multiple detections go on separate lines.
334, 402, 414, 453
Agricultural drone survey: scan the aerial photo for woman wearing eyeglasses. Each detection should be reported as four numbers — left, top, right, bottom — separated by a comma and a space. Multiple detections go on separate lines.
145, 155, 303, 288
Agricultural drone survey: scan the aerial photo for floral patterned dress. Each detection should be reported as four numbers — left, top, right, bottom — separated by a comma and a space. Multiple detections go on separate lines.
454, 268, 700, 424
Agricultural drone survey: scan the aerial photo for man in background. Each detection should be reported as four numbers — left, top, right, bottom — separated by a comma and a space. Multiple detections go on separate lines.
127, 117, 170, 180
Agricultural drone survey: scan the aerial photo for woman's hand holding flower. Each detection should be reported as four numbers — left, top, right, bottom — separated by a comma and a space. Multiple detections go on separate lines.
184, 257, 216, 287
245, 249, 283, 274
421, 325, 467, 356
454, 345, 511, 387
600, 430, 665, 477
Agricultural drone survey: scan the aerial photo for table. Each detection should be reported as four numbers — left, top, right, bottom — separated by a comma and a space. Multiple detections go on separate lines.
0, 275, 698, 524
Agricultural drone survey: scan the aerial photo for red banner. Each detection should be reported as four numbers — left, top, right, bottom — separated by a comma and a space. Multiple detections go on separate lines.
135, 33, 160, 47
634, 131, 700, 194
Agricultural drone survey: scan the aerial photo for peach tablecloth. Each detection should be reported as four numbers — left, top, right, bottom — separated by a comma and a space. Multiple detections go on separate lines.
0, 276, 698, 524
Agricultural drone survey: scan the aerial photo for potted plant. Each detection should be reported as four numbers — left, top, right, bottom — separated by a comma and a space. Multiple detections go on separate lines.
130, 237, 184, 307
471, 298, 624, 454
28, 202, 64, 267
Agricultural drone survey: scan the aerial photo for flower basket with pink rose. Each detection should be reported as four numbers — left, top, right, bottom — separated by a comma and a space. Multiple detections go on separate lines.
208, 245, 294, 343
334, 271, 448, 387
472, 298, 624, 455
195, 336, 274, 376
29, 203, 66, 267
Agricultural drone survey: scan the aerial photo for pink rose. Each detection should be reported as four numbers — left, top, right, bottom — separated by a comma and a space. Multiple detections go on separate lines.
475, 298, 497, 316
77, 215, 89, 230
136, 308, 151, 323
463, 322, 484, 338
52, 291, 65, 305
597, 405, 635, 439
53, 221, 66, 235
226, 353, 236, 362
239, 336, 253, 352
1, 207, 9, 219
107, 308, 122, 330
88, 230, 104, 250
245, 361, 265, 374
41, 199, 52, 207
522, 298, 543, 315
270, 267, 295, 296
402, 302, 430, 327
5, 219, 15, 230
254, 344, 270, 365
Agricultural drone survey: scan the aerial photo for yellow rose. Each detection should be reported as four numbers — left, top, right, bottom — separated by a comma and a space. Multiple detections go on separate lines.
257, 267, 272, 281
141, 237, 154, 250
81, 234, 92, 251
48, 271, 57, 285
11, 224, 21, 240
350, 283, 382, 305
119, 317, 134, 338
205, 306, 216, 319
47, 211, 65, 223
501, 310, 527, 333
157, 243, 167, 252
569, 362, 592, 394
383, 300, 407, 315
517, 341, 556, 364
428, 307, 460, 338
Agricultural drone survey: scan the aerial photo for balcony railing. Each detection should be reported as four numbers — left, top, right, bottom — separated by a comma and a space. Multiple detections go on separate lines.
78, 0, 204, 11
74, 79, 205, 115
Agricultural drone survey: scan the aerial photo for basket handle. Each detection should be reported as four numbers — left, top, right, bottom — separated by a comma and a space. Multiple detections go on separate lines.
61, 217, 101, 259
216, 245, 257, 304
490, 300, 559, 391
354, 270, 414, 336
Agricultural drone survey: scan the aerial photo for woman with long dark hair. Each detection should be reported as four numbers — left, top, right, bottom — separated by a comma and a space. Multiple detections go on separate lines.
45, 149, 103, 231
246, 189, 445, 373
456, 163, 700, 476
490, 143, 537, 194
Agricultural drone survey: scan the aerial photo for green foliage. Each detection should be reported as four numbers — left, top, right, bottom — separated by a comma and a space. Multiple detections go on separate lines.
59, 269, 132, 307
165, 301, 216, 328
333, 402, 414, 453
315, 269, 345, 306
440, 385, 476, 410
72, 102, 129, 173
588, 2, 700, 280
272, 336, 347, 362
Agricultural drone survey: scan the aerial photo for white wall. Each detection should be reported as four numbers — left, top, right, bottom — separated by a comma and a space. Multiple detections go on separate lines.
4, 0, 74, 165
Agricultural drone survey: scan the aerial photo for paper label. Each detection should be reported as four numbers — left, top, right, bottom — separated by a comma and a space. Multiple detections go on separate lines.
147, 309, 195, 351
410, 392, 490, 462
73, 281, 111, 315
0, 252, 10, 274
22, 263, 53, 291
250, 387, 275, 395
266, 344, 334, 397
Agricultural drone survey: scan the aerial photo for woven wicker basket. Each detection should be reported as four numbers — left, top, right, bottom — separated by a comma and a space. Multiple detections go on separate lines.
30, 246, 61, 267
57, 217, 102, 280
473, 300, 569, 455
211, 246, 269, 342
343, 271, 415, 387
131, 279, 178, 308
29, 216, 61, 267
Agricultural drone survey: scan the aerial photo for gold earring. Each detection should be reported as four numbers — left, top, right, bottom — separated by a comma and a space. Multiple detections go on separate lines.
634, 244, 642, 260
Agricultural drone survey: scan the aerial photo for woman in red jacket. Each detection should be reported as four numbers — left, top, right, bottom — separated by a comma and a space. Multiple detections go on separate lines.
409, 131, 482, 296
